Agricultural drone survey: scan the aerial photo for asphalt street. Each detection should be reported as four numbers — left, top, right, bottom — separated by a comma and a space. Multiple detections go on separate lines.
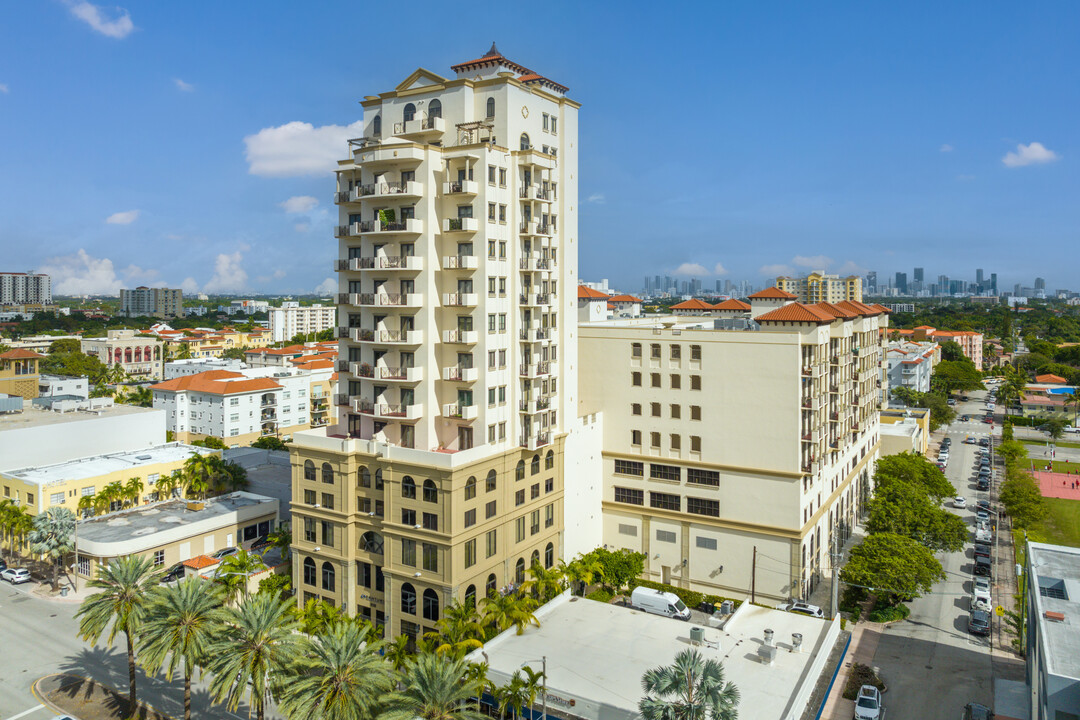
0, 579, 278, 720
870, 386, 999, 720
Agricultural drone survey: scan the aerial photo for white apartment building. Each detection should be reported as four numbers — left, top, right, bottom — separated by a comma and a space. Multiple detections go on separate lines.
164, 358, 247, 379
578, 297, 889, 602
884, 340, 939, 397
0, 272, 52, 305
119, 287, 184, 318
288, 45, 579, 635
152, 365, 333, 446
37, 374, 89, 400
222, 300, 271, 316
269, 302, 338, 343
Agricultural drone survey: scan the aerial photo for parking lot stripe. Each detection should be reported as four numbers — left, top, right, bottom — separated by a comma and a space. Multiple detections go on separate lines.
7, 705, 45, 720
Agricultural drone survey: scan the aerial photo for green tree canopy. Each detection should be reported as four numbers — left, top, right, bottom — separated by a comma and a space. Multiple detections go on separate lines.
639, 648, 739, 720
28, 506, 76, 590
866, 481, 966, 552
40, 351, 108, 384
937, 340, 968, 363
931, 360, 984, 394
47, 338, 82, 354
1000, 472, 1048, 529
874, 453, 956, 501
251, 435, 288, 451
839, 533, 945, 600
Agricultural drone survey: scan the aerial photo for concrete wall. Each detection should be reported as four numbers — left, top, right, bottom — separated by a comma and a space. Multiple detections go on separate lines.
0, 408, 166, 471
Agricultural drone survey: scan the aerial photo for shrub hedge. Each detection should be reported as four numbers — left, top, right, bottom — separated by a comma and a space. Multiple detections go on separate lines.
842, 663, 886, 700
586, 588, 614, 603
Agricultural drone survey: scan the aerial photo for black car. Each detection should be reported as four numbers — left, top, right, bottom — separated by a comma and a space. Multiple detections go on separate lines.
977, 499, 992, 513
0, 559, 6, 573
974, 544, 992, 560
979, 438, 989, 447
250, 536, 273, 552
974, 556, 993, 577
160, 563, 185, 583
977, 479, 990, 491
968, 609, 991, 636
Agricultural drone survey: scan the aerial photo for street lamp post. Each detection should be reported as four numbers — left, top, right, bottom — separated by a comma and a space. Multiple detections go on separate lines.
521, 656, 547, 720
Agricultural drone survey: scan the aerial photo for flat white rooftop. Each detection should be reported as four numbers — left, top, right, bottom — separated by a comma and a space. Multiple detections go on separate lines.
1029, 542, 1080, 679
470, 593, 840, 720
0, 403, 156, 432
2, 443, 215, 487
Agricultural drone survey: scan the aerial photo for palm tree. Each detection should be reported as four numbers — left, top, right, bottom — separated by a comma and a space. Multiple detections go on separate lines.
639, 648, 740, 720
214, 549, 266, 604
1064, 389, 1080, 426
522, 561, 566, 602
139, 577, 228, 720
184, 451, 225, 500
76, 555, 162, 711
494, 672, 530, 720
279, 622, 393, 720
123, 476, 144, 507
219, 461, 249, 493
295, 596, 345, 635
28, 506, 76, 590
155, 470, 183, 501
480, 592, 540, 636
6, 504, 33, 561
105, 362, 128, 386
383, 633, 414, 672
381, 653, 488, 720
206, 593, 301, 720
267, 525, 291, 555
94, 480, 124, 515
427, 600, 485, 658
462, 661, 490, 712
561, 555, 603, 596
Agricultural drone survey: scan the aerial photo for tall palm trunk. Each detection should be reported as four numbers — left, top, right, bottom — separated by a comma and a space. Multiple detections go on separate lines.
184, 671, 192, 720
126, 630, 138, 710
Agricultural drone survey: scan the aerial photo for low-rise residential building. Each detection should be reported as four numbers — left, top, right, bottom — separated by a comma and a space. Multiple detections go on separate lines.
1024, 542, 1080, 720
269, 302, 337, 343
891, 325, 984, 368
577, 285, 609, 322
579, 297, 887, 601
776, 271, 863, 304
119, 287, 184, 318
37, 374, 89, 401
878, 408, 930, 456
0, 348, 43, 399
607, 294, 643, 317
165, 358, 247, 379
243, 342, 337, 368
221, 300, 270, 316
76, 492, 278, 582
884, 340, 940, 396
81, 329, 165, 380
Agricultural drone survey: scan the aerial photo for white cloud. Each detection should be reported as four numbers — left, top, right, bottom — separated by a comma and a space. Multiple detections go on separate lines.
174, 78, 194, 92
294, 223, 310, 233
244, 120, 363, 177
106, 209, 139, 225
940, 144, 953, 152
673, 263, 709, 277
280, 195, 319, 213
272, 269, 287, 279
792, 255, 833, 270
586, 193, 605, 204
314, 278, 337, 296
179, 277, 200, 294
759, 263, 794, 277
835, 260, 865, 276
66, 1, 134, 39
1002, 142, 1060, 168
713, 263, 729, 276
38, 249, 124, 295
202, 251, 248, 294
120, 264, 161, 285
0, 84, 8, 94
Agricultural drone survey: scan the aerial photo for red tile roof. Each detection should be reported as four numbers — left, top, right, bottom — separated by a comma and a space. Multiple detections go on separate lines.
577, 285, 608, 300
712, 298, 751, 311
181, 555, 220, 570
450, 44, 568, 93
609, 294, 642, 303
812, 302, 860, 319
1035, 374, 1068, 384
671, 299, 715, 310
150, 370, 281, 396
755, 303, 836, 324
748, 287, 797, 300
870, 304, 893, 314
0, 349, 45, 360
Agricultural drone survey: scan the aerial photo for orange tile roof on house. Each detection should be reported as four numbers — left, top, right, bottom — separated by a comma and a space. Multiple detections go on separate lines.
609, 294, 642, 303
450, 43, 569, 93
712, 298, 751, 311
0, 348, 46, 360
1035, 374, 1068, 384
914, 325, 936, 330
671, 299, 715, 311
181, 555, 220, 570
836, 300, 882, 317
755, 303, 836, 324
812, 302, 860, 319
151, 370, 281, 396
577, 285, 608, 300
294, 359, 335, 371
870, 304, 893, 314
748, 287, 797, 300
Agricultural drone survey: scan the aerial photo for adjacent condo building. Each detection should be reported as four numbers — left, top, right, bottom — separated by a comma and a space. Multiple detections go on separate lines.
0, 272, 52, 306
776, 272, 863, 304
269, 302, 338, 343
288, 45, 579, 638
119, 287, 185, 318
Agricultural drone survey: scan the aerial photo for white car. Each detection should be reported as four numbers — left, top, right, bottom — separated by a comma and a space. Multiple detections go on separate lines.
973, 576, 991, 595
953, 497, 967, 509
1, 568, 31, 584
778, 600, 824, 618
971, 588, 991, 611
854, 684, 884, 720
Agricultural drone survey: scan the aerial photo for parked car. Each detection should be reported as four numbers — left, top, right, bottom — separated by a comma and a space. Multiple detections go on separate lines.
977, 479, 990, 491
976, 500, 992, 513
974, 576, 991, 595
1, 567, 31, 584
979, 438, 989, 447
250, 536, 273, 552
160, 563, 185, 583
963, 435, 976, 443
974, 544, 991, 560
211, 546, 239, 560
963, 702, 994, 720
974, 555, 993, 577
778, 600, 825, 618
971, 587, 992, 611
953, 496, 968, 509
976, 509, 991, 522
630, 587, 691, 620
854, 684, 884, 720
968, 609, 991, 636
975, 528, 993, 544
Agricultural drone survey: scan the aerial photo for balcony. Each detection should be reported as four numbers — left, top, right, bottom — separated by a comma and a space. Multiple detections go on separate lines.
340, 292, 423, 308
442, 293, 478, 307
338, 327, 373, 343
377, 366, 423, 383
355, 144, 425, 168
518, 292, 552, 307
519, 184, 553, 202
353, 399, 423, 420
261, 411, 277, 422
349, 362, 374, 378
519, 361, 551, 378
514, 149, 556, 170
260, 396, 276, 406
442, 329, 478, 344
519, 327, 551, 343
442, 255, 479, 270
442, 366, 479, 382
443, 403, 478, 420
392, 115, 446, 140
334, 393, 349, 406
520, 432, 552, 451
370, 329, 423, 345
365, 218, 423, 236
802, 460, 819, 475
334, 190, 354, 205
356, 180, 423, 200
519, 396, 551, 413
801, 430, 821, 444
519, 256, 551, 272
334, 223, 364, 238
375, 255, 423, 271
443, 217, 479, 233
442, 180, 479, 196
519, 219, 553, 236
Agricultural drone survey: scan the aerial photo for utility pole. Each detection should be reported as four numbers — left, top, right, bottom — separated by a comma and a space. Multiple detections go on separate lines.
751, 546, 757, 604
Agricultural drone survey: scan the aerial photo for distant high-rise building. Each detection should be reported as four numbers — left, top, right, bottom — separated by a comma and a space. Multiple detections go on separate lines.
938, 275, 949, 296
0, 272, 51, 306
990, 273, 998, 294
119, 287, 184, 318
895, 272, 908, 295
1035, 277, 1046, 291
976, 269, 985, 285
715, 279, 723, 293
913, 268, 924, 283
865, 271, 877, 293
689, 278, 701, 295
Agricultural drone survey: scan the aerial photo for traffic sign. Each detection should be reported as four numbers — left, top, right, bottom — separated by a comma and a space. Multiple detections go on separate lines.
995, 605, 1005, 617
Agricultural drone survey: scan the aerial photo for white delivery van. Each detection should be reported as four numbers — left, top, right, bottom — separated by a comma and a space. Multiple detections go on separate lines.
630, 587, 691, 620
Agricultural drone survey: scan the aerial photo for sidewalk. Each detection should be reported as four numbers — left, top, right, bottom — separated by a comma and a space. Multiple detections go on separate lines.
819, 620, 886, 720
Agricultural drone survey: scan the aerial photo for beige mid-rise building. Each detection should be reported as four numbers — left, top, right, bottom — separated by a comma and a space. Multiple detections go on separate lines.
776, 272, 863, 304
289, 45, 579, 640
578, 297, 889, 602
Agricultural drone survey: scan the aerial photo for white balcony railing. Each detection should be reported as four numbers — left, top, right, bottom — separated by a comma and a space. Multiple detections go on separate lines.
443, 403, 478, 420
442, 329, 478, 344
442, 255, 479, 270
442, 366, 479, 382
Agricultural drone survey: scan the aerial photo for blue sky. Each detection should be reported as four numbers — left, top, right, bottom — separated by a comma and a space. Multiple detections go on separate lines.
1, 1, 1077, 297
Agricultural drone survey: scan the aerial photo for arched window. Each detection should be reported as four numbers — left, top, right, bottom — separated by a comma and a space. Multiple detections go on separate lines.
401, 582, 416, 614
402, 476, 416, 499
545, 542, 554, 569
515, 461, 525, 481
465, 476, 477, 500
359, 467, 371, 488
403, 103, 416, 122
372, 115, 382, 136
515, 558, 526, 585
545, 450, 554, 470
321, 462, 334, 483
133, 347, 142, 362
520, 133, 530, 151
124, 347, 133, 363
303, 557, 316, 585
531, 549, 540, 568
304, 460, 316, 481
465, 584, 477, 607
428, 99, 442, 119
486, 97, 496, 118
423, 479, 438, 503
531, 455, 540, 475
360, 531, 384, 554
486, 573, 497, 596
486, 469, 497, 492
422, 588, 440, 621
375, 468, 384, 490
321, 561, 336, 592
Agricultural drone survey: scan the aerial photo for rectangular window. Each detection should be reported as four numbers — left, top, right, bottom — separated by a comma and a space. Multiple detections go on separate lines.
691, 405, 702, 421
670, 404, 681, 419
691, 375, 702, 390
402, 508, 416, 526
515, 516, 525, 542
465, 538, 477, 568
631, 403, 641, 415
402, 539, 416, 567
613, 487, 644, 505
304, 518, 316, 542
670, 345, 681, 359
618, 523, 637, 536
670, 434, 681, 451
687, 468, 720, 487
691, 435, 702, 452
691, 345, 701, 360
320, 521, 335, 547
614, 460, 644, 476
464, 508, 476, 528
631, 430, 642, 446
631, 343, 642, 358
696, 536, 717, 550
687, 497, 720, 517
650, 432, 661, 448
486, 529, 497, 557
670, 374, 681, 389
651, 373, 661, 388
81, 486, 95, 497
650, 492, 681, 511
530, 509, 540, 535
499, 168, 507, 187
50, 492, 64, 505
656, 529, 677, 543
422, 512, 438, 531
357, 561, 372, 588
631, 372, 641, 386
321, 493, 334, 510
304, 489, 316, 505
486, 500, 496, 518
651, 344, 661, 359
531, 483, 540, 499
545, 503, 554, 528
545, 477, 553, 493
488, 202, 496, 221
488, 165, 496, 184
651, 464, 681, 482
422, 543, 438, 572
650, 402, 661, 417
153, 550, 165, 566
515, 489, 526, 506
499, 204, 507, 222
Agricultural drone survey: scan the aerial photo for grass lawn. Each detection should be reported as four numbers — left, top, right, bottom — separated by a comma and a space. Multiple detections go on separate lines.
1025, 459, 1080, 475
1022, 497, 1080, 549
1021, 438, 1080, 450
